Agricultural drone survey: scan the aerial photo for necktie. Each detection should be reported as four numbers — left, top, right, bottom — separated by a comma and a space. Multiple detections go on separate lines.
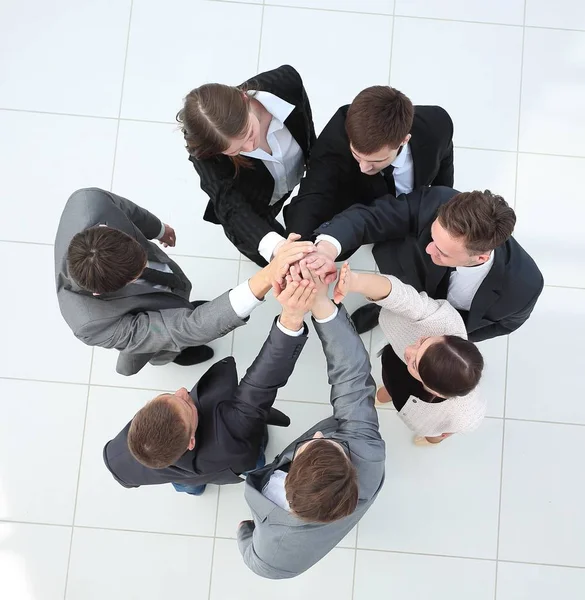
382, 164, 396, 196
140, 266, 187, 292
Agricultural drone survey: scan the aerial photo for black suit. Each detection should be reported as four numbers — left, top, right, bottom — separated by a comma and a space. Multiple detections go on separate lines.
103, 319, 308, 488
315, 186, 544, 342
190, 65, 316, 266
284, 104, 454, 240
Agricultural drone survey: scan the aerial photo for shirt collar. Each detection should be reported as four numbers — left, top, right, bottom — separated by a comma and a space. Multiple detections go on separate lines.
455, 248, 495, 273
391, 142, 411, 169
248, 90, 295, 127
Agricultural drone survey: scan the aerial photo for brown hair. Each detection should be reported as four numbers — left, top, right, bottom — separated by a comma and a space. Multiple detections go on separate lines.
437, 190, 516, 254
419, 335, 484, 398
128, 396, 191, 469
346, 86, 414, 154
285, 440, 358, 523
177, 82, 255, 174
67, 226, 146, 294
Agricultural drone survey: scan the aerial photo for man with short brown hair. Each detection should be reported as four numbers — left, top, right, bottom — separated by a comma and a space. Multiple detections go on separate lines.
238, 262, 385, 579
284, 85, 453, 240
55, 188, 313, 375
308, 186, 543, 341
103, 275, 319, 496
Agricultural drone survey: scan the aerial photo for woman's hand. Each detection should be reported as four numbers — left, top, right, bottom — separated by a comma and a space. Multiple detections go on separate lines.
333, 262, 356, 303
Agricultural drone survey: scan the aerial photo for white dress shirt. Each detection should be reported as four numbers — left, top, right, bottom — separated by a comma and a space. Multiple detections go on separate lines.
242, 91, 305, 263
389, 142, 414, 196
315, 144, 414, 254
446, 252, 495, 311
314, 233, 495, 313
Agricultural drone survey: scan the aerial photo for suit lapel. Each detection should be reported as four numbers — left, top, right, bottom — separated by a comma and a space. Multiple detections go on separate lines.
467, 248, 504, 331
409, 111, 433, 188
425, 263, 449, 298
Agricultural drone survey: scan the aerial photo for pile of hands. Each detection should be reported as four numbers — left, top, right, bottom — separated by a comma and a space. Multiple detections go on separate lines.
267, 233, 356, 329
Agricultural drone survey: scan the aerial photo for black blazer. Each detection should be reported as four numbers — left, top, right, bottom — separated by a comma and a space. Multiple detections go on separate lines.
190, 65, 316, 265
284, 104, 454, 240
103, 320, 308, 488
315, 186, 544, 342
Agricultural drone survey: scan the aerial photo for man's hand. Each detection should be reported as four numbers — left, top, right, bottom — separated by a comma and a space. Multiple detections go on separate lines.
275, 277, 316, 330
305, 240, 338, 282
269, 233, 314, 294
333, 261, 356, 303
158, 224, 176, 248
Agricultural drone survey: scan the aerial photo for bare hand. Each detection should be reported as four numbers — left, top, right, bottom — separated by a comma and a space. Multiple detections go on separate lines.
270, 233, 314, 294
333, 262, 355, 304
305, 243, 338, 282
299, 259, 329, 298
275, 278, 317, 327
158, 224, 176, 248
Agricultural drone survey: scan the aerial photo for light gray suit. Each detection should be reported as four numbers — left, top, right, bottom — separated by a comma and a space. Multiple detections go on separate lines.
237, 306, 386, 579
55, 188, 246, 376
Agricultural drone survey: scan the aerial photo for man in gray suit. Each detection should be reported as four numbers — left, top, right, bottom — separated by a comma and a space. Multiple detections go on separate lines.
237, 262, 386, 579
55, 188, 313, 376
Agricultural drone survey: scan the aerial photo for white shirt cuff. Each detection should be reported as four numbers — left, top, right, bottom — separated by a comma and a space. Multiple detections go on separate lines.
314, 306, 338, 324
155, 221, 165, 240
258, 231, 286, 263
229, 280, 264, 319
316, 235, 341, 258
276, 319, 305, 337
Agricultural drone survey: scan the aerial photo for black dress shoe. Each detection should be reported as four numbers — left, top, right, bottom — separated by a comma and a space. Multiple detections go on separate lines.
191, 300, 209, 310
173, 345, 214, 366
351, 303, 382, 334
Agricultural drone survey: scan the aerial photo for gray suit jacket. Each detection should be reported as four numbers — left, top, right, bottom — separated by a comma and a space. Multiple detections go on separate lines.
237, 306, 386, 579
55, 188, 246, 375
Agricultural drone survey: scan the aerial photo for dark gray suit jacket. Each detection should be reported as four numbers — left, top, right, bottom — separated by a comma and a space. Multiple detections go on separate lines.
237, 306, 386, 579
103, 319, 308, 487
55, 188, 246, 375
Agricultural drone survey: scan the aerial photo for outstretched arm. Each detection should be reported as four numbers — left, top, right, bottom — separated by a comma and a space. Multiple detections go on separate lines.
297, 262, 379, 440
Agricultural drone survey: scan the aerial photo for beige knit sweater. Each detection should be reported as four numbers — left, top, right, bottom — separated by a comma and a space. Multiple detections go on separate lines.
375, 275, 487, 436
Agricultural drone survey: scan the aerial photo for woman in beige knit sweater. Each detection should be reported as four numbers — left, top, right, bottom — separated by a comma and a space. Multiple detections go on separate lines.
334, 262, 486, 445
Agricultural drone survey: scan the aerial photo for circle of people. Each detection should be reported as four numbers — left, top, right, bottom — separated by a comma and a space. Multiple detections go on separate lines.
55, 65, 543, 580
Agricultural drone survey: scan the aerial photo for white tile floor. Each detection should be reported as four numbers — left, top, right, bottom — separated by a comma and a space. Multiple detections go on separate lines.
1, 0, 584, 598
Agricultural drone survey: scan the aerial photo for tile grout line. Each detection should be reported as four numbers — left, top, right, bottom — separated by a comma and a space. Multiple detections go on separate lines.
63, 4, 133, 596
62, 349, 94, 600
207, 1, 585, 33
109, 0, 134, 192
3, 374, 585, 427
256, 1, 265, 73
386, 0, 397, 85
494, 1, 526, 591
7, 513, 585, 571
207, 489, 222, 600
3, 103, 585, 162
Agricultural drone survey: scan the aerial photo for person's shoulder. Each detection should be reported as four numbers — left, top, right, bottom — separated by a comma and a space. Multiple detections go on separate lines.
65, 187, 111, 209
317, 105, 351, 139
251, 64, 303, 92
500, 238, 544, 290
413, 105, 453, 138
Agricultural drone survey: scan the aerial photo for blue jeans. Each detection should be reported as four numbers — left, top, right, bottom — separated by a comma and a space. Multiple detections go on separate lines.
172, 433, 267, 496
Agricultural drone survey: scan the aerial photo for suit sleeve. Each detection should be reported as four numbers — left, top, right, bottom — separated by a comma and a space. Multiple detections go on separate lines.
468, 286, 542, 342
284, 113, 352, 240
224, 319, 308, 443
103, 190, 163, 240
313, 306, 381, 441
75, 291, 245, 357
237, 521, 292, 579
197, 171, 278, 259
314, 193, 411, 254
429, 107, 454, 188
